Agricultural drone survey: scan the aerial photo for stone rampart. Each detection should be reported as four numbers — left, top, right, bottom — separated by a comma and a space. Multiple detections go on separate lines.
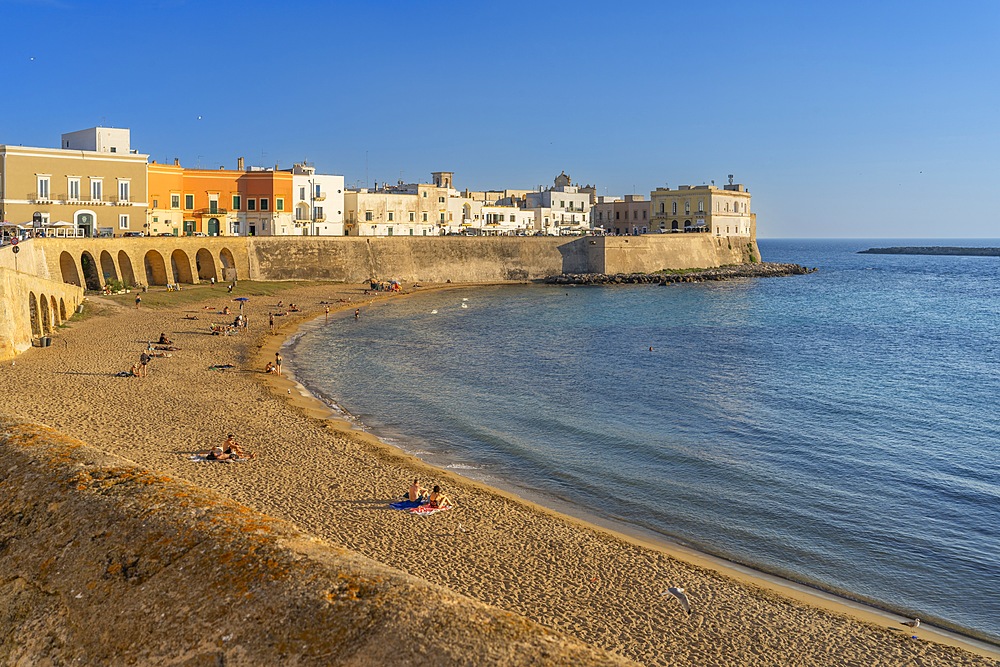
0, 239, 83, 359
0, 417, 631, 666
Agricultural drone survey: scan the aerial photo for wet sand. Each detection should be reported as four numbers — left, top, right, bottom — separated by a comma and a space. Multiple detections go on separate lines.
2, 281, 997, 667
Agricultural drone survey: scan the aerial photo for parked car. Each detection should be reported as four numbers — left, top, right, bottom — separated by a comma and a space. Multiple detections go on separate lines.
122, 231, 144, 237
158, 232, 174, 237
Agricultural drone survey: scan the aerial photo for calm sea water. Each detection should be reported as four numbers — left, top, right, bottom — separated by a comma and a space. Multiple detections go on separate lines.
288, 239, 1000, 644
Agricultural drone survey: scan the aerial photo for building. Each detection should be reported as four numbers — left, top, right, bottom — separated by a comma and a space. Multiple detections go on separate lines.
649, 176, 754, 237
524, 171, 592, 235
344, 172, 456, 236
591, 194, 650, 235
288, 163, 345, 236
0, 127, 148, 237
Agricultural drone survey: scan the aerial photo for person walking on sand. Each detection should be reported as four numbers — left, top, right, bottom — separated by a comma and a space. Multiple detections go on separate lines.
354, 308, 360, 320
269, 311, 275, 333
325, 305, 330, 321
135, 294, 141, 309
275, 351, 282, 375
138, 351, 150, 377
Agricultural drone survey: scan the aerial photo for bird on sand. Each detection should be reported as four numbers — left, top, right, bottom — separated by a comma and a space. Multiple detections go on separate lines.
664, 587, 692, 615
901, 618, 920, 629
461, 303, 468, 308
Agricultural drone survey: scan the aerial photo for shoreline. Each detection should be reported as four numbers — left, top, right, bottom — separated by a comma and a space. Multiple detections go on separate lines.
3, 280, 997, 666
264, 284, 999, 658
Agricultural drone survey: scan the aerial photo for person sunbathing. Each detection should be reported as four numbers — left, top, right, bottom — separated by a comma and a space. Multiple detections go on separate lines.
407, 478, 428, 503
426, 485, 453, 509
201, 446, 230, 461
222, 433, 256, 460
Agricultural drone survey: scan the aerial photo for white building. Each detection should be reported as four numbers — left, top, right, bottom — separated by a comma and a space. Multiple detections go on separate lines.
524, 171, 592, 235
288, 163, 345, 236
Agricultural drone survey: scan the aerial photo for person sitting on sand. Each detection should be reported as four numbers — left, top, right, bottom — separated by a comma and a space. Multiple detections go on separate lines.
222, 306, 231, 315
222, 433, 256, 460
158, 333, 173, 345
407, 478, 428, 503
426, 485, 452, 509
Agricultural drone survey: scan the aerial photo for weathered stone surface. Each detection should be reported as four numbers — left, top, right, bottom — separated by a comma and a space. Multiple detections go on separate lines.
0, 417, 634, 666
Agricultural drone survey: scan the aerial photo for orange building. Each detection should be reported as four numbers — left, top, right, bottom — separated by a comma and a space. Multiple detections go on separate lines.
146, 159, 293, 237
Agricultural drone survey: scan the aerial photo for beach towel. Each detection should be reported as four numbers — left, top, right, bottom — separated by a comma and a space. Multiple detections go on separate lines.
390, 499, 426, 510
409, 504, 452, 516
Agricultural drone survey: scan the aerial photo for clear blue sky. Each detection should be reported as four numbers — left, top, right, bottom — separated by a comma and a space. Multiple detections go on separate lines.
2, 0, 998, 238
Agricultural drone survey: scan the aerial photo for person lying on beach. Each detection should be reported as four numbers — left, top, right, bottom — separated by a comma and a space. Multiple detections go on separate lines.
221, 433, 256, 460
198, 446, 231, 461
155, 345, 180, 351
407, 479, 428, 502
182, 315, 199, 320
158, 333, 173, 345
426, 485, 453, 509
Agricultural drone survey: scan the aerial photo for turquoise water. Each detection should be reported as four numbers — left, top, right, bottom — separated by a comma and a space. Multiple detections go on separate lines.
288, 239, 1000, 644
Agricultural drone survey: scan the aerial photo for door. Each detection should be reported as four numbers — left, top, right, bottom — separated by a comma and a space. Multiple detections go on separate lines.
208, 218, 220, 236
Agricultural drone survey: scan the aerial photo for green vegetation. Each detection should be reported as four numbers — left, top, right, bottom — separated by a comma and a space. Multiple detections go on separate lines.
101, 281, 316, 309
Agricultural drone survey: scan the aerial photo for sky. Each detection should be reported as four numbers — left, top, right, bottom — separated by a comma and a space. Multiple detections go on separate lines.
1, 0, 998, 238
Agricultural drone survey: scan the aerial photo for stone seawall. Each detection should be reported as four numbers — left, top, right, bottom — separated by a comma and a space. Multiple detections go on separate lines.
0, 417, 631, 666
547, 262, 816, 286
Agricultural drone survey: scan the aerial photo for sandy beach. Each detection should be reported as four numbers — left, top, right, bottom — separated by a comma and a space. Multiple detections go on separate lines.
3, 280, 997, 667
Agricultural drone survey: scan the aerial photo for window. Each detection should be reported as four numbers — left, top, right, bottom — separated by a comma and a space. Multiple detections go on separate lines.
365, 211, 373, 221
68, 178, 80, 200
315, 184, 322, 197
387, 227, 393, 236
37, 176, 50, 199
171, 194, 180, 209
91, 179, 103, 202
232, 195, 241, 210
439, 212, 445, 222
247, 199, 256, 211
276, 198, 284, 212
672, 202, 677, 215
698, 199, 704, 212
659, 202, 664, 213
152, 199, 158, 208
684, 202, 690, 214
615, 212, 620, 220
118, 180, 130, 203
409, 212, 415, 222
299, 187, 306, 200
560, 200, 565, 208
387, 212, 394, 221
422, 213, 428, 222
634, 210, 638, 220
643, 210, 647, 219
422, 191, 427, 198
260, 198, 269, 211
185, 194, 194, 209
119, 214, 129, 230
409, 228, 414, 236
438, 196, 445, 203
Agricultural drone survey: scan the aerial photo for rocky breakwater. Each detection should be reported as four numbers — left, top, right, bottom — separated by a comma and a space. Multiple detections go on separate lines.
546, 262, 816, 285
0, 417, 633, 667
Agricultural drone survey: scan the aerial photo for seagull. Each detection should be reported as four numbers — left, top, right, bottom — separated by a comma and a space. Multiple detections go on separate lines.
431, 309, 438, 314
901, 618, 920, 629
461, 303, 468, 308
664, 587, 692, 615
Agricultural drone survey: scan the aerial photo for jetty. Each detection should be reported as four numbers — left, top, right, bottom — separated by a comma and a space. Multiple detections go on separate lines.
858, 246, 1000, 257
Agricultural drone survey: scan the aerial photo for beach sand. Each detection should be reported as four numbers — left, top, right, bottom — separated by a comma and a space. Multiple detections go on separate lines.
2, 281, 997, 667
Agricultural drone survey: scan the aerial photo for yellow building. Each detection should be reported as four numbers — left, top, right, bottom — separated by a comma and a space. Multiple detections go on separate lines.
0, 128, 148, 237
649, 178, 755, 237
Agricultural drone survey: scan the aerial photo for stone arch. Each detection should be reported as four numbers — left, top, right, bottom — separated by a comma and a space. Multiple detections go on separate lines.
80, 251, 102, 290
196, 248, 218, 281
99, 250, 119, 283
60, 251, 82, 286
51, 295, 61, 326
118, 250, 137, 287
59, 298, 67, 321
144, 250, 168, 286
28, 292, 41, 338
39, 295, 52, 334
671, 220, 679, 231
170, 249, 194, 284
219, 247, 237, 281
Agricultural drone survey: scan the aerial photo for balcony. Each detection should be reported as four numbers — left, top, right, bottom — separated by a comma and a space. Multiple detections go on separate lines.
27, 191, 53, 203
195, 207, 229, 216
313, 192, 326, 201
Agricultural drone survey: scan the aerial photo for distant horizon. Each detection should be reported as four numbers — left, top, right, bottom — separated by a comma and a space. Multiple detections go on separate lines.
1, 0, 998, 239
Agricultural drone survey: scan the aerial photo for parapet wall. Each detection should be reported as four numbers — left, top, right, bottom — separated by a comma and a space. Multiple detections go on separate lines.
0, 417, 630, 666
0, 239, 83, 360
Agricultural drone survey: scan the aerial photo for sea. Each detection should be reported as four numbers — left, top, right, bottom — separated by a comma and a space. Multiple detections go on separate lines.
286, 239, 1000, 645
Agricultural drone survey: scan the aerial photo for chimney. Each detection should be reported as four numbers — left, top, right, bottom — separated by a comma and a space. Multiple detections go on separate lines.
237, 157, 245, 171
173, 158, 180, 166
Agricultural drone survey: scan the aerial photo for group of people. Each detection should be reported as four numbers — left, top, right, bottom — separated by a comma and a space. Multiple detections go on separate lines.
406, 478, 453, 509
197, 433, 256, 461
